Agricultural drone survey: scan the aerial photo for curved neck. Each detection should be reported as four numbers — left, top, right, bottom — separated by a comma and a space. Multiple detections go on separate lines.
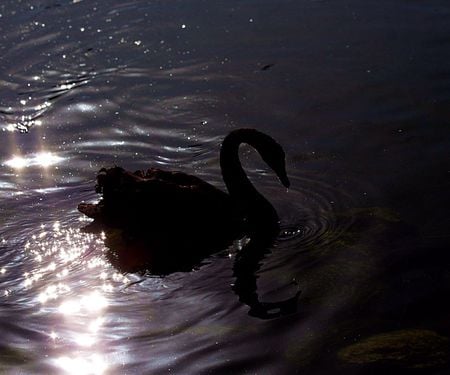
220, 129, 279, 230
220, 130, 260, 202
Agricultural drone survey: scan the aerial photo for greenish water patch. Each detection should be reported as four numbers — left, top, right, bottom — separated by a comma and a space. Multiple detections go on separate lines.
338, 329, 450, 369
0, 345, 34, 369
340, 206, 401, 223
188, 323, 259, 338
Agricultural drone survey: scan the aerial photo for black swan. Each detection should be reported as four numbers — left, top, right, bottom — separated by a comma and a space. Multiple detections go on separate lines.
78, 129, 299, 317
78, 128, 289, 247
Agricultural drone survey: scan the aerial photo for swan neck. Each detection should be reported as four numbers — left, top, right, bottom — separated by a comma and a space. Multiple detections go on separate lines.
220, 132, 259, 201
220, 129, 281, 234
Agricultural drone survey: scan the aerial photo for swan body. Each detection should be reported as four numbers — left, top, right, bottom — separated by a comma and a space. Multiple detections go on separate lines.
78, 128, 289, 272
79, 166, 238, 233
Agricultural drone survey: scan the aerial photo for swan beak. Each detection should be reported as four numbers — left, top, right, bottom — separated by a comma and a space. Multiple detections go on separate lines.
279, 173, 290, 189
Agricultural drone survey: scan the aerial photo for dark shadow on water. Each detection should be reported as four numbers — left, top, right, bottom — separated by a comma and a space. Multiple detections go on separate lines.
232, 229, 301, 320
81, 193, 301, 320
81, 219, 234, 275
81, 211, 301, 320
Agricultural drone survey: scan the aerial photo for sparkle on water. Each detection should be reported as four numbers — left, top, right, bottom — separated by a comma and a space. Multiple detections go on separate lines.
1, 222, 131, 374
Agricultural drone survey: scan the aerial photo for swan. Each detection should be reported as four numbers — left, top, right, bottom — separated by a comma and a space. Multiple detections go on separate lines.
78, 128, 290, 272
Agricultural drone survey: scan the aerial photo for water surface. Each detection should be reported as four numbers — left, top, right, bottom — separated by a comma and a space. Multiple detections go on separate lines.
1, 0, 449, 373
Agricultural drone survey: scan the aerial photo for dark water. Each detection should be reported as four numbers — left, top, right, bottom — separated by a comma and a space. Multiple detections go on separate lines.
1, 0, 449, 373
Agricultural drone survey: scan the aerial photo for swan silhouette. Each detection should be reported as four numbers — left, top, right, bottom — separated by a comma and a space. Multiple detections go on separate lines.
78, 128, 289, 242
79, 128, 300, 317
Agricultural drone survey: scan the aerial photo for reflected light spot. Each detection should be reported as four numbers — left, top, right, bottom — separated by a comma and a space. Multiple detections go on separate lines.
4, 152, 65, 169
88, 317, 104, 333
34, 152, 63, 167
5, 156, 26, 169
39, 293, 49, 303
75, 103, 96, 112
58, 83, 76, 90
55, 354, 107, 375
38, 284, 60, 303
59, 300, 81, 315
56, 268, 70, 278
53, 221, 61, 231
35, 101, 51, 111
102, 283, 113, 292
75, 334, 96, 347
59, 292, 107, 315
81, 291, 107, 312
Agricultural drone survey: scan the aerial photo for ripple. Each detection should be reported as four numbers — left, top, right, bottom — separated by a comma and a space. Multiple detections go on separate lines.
0, 67, 123, 133
270, 174, 354, 253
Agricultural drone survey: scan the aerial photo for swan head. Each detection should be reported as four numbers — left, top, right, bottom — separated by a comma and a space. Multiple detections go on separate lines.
256, 133, 290, 189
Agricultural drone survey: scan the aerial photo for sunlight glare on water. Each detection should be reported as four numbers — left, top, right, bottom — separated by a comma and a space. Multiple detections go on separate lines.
7, 222, 131, 374
54, 355, 107, 375
4, 152, 65, 169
